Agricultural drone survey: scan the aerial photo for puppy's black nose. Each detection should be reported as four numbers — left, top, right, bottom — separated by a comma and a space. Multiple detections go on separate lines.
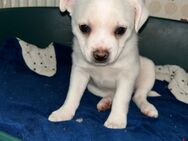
93, 49, 109, 63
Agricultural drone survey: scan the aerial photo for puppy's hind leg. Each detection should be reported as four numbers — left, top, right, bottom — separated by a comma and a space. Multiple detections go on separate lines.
133, 57, 158, 118
133, 89, 158, 118
97, 96, 112, 112
87, 84, 113, 112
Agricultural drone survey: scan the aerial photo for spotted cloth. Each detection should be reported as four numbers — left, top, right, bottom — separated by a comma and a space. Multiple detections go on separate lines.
156, 65, 188, 104
17, 38, 57, 77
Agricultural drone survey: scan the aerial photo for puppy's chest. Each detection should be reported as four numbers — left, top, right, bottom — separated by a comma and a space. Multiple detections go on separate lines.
88, 67, 120, 88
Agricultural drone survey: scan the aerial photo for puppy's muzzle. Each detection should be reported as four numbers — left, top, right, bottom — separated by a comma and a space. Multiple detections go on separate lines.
93, 48, 109, 63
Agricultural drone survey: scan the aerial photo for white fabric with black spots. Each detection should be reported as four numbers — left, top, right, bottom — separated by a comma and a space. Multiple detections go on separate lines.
18, 38, 56, 77
156, 65, 188, 104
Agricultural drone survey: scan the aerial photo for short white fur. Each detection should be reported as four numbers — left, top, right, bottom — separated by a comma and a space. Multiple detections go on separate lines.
49, 0, 158, 129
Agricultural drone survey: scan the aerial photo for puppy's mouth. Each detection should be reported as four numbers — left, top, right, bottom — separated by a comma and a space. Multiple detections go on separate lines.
90, 58, 115, 66
86, 57, 118, 66
93, 58, 109, 64
92, 61, 109, 66
87, 58, 110, 66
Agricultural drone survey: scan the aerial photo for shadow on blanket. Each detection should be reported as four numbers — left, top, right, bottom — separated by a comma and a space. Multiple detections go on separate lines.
0, 38, 187, 141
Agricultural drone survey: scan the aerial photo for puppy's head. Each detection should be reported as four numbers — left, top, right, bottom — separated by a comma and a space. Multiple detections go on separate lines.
60, 0, 149, 65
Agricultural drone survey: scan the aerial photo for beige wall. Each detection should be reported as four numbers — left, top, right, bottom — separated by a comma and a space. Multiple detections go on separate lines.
0, 0, 188, 22
146, 0, 188, 21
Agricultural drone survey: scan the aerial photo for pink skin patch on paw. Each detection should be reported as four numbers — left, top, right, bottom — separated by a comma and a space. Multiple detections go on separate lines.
97, 97, 112, 112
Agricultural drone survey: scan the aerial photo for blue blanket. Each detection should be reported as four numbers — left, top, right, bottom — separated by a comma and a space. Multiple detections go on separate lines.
0, 38, 187, 141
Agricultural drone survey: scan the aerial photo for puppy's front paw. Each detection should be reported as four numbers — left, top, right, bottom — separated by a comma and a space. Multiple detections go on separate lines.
140, 102, 158, 118
104, 115, 127, 129
48, 109, 74, 122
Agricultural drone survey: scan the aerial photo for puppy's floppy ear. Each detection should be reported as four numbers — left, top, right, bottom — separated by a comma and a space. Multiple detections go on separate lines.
130, 0, 149, 32
59, 0, 75, 15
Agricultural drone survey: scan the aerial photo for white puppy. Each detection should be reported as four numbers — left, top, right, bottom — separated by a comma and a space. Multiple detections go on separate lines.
49, 0, 158, 129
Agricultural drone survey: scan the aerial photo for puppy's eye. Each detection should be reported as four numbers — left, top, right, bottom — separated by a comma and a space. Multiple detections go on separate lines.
114, 27, 127, 37
79, 24, 91, 35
